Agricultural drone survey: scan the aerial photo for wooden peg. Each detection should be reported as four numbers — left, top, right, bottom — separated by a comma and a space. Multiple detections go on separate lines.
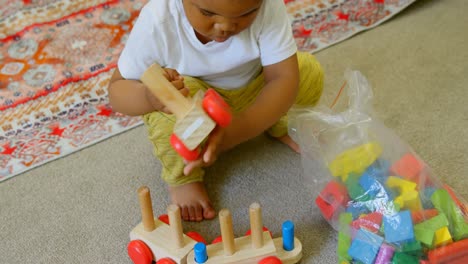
250, 202, 264, 249
137, 186, 155, 232
168, 204, 185, 248
219, 209, 236, 255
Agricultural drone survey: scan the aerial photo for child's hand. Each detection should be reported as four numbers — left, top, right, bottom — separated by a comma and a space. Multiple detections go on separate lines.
162, 68, 189, 95
145, 68, 190, 113
183, 126, 225, 176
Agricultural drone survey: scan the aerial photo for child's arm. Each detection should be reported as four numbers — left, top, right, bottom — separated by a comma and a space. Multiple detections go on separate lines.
224, 53, 299, 149
108, 68, 188, 116
183, 54, 299, 175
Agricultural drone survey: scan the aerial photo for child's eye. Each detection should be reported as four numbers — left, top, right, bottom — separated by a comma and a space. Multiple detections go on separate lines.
242, 9, 259, 17
200, 9, 215, 17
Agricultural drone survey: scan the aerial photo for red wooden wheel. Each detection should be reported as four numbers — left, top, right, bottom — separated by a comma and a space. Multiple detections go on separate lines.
158, 214, 169, 225
245, 226, 273, 238
156, 258, 176, 264
170, 133, 200, 161
211, 235, 223, 244
186, 231, 206, 244
128, 240, 153, 264
258, 256, 283, 264
202, 88, 232, 128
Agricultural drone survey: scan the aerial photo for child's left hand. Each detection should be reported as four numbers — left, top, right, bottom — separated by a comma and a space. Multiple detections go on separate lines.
183, 126, 225, 176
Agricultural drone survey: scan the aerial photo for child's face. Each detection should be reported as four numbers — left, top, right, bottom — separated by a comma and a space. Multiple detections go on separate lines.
183, 0, 263, 44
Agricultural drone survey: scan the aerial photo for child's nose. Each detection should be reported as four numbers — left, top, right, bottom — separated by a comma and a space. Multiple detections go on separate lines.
214, 20, 236, 33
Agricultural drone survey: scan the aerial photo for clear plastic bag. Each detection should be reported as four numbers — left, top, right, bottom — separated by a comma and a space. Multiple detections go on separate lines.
289, 70, 468, 264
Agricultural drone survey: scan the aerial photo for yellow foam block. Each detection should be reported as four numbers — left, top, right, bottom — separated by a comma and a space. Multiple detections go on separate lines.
329, 142, 383, 181
394, 190, 423, 211
434, 226, 453, 248
386, 176, 417, 193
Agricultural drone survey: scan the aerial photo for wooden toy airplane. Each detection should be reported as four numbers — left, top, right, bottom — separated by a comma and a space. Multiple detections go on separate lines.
140, 64, 231, 161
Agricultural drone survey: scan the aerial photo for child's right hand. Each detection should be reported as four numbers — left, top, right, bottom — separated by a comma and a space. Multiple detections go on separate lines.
182, 125, 226, 176
145, 68, 190, 113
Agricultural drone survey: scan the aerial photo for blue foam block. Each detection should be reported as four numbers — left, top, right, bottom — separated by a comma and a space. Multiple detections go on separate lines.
348, 228, 384, 264
383, 210, 415, 244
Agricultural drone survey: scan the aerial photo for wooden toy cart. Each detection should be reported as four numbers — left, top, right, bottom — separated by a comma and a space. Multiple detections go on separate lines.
186, 203, 303, 264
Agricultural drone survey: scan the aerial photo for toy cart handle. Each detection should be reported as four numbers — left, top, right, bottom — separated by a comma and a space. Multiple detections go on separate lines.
141, 63, 192, 120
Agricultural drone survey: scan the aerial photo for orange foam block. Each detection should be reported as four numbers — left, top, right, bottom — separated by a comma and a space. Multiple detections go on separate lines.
390, 153, 429, 186
351, 212, 383, 233
411, 209, 439, 224
316, 181, 350, 220
428, 239, 468, 264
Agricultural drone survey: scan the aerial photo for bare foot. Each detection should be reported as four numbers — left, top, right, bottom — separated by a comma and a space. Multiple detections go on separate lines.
275, 134, 301, 153
168, 182, 216, 222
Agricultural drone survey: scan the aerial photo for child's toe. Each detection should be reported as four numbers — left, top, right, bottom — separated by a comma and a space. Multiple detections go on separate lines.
203, 204, 216, 219
194, 205, 203, 221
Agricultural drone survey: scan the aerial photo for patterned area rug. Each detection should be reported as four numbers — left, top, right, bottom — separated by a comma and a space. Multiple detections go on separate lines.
0, 0, 416, 182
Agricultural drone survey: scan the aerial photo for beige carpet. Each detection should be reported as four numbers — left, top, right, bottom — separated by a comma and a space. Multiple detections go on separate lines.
1, 0, 467, 263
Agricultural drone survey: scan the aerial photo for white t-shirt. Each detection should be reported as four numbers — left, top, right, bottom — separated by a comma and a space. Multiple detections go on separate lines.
118, 0, 297, 89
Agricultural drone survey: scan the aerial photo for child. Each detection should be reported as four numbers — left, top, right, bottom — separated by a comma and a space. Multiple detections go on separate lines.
108, 0, 323, 221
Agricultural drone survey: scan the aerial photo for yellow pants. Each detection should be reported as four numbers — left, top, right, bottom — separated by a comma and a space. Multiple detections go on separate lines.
143, 52, 324, 186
